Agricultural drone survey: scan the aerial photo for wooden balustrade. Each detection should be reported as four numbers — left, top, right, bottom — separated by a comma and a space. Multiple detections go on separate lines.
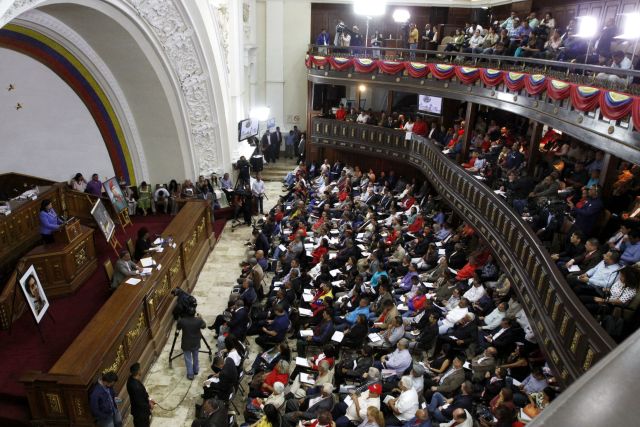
310, 117, 616, 386
19, 200, 214, 426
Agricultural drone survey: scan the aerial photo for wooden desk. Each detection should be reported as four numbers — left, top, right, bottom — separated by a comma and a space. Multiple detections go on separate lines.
24, 223, 97, 297
21, 200, 214, 425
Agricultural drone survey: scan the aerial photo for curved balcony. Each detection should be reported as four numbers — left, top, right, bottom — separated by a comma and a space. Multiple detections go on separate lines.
310, 117, 616, 387
306, 46, 640, 164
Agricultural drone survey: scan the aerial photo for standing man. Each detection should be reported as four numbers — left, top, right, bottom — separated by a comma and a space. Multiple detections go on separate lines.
297, 132, 306, 162
176, 306, 206, 380
252, 173, 266, 215
293, 125, 301, 159
409, 23, 419, 59
285, 129, 296, 159
316, 28, 330, 54
261, 130, 271, 164
89, 371, 121, 427
126, 363, 155, 427
274, 126, 283, 160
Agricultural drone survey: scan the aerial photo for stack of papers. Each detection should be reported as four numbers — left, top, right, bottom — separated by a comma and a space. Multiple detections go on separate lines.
397, 304, 409, 312
303, 294, 314, 302
141, 268, 153, 275
438, 249, 446, 255
329, 269, 342, 277
368, 333, 382, 342
126, 278, 141, 285
299, 308, 313, 317
140, 257, 155, 267
568, 265, 581, 272
153, 237, 163, 245
331, 331, 344, 343
300, 329, 314, 337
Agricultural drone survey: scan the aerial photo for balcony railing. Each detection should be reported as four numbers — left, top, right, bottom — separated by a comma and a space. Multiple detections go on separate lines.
310, 117, 616, 387
307, 44, 640, 94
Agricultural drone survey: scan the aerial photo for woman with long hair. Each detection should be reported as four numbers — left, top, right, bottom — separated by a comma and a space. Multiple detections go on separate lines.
39, 199, 63, 244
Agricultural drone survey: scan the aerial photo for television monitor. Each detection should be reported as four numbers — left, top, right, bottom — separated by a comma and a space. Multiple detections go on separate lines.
418, 95, 443, 115
238, 118, 259, 142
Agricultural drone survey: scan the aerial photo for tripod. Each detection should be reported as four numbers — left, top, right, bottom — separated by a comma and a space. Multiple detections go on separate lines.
168, 327, 213, 367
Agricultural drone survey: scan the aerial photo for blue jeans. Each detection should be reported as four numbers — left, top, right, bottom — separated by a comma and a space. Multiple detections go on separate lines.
183, 348, 200, 378
428, 392, 449, 422
410, 43, 418, 59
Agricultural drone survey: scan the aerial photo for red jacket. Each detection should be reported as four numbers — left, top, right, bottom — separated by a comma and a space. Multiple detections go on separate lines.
262, 369, 289, 393
455, 262, 478, 281
407, 216, 425, 234
336, 108, 347, 121
412, 120, 427, 136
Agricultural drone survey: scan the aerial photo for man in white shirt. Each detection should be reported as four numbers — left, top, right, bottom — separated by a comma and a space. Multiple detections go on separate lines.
336, 383, 381, 425
597, 50, 633, 85
570, 251, 621, 296
384, 376, 419, 426
479, 302, 507, 330
356, 111, 369, 124
251, 173, 266, 214
438, 298, 470, 334
462, 280, 486, 304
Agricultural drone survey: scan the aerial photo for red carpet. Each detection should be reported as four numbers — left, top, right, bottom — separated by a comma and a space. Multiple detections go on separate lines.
0, 214, 225, 425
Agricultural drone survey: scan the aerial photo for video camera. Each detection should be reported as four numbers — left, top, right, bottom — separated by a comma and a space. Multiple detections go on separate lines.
171, 287, 197, 319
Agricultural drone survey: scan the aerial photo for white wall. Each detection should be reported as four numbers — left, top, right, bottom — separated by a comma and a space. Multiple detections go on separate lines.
0, 48, 114, 182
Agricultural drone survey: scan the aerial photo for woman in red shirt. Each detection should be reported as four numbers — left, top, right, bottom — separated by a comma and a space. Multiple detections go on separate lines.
311, 239, 329, 265
260, 360, 290, 395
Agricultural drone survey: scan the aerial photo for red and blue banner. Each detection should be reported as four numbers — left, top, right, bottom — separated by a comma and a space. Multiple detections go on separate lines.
353, 58, 378, 73
310, 55, 328, 67
505, 72, 526, 92
570, 86, 600, 112
454, 66, 480, 84
480, 68, 503, 87
524, 74, 547, 95
328, 56, 353, 71
546, 79, 571, 100
429, 63, 456, 80
406, 62, 429, 78
599, 91, 633, 120
378, 60, 405, 75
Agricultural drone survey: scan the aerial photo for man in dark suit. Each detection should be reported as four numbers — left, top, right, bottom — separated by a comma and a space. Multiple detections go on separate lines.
203, 356, 238, 400
565, 238, 603, 279
253, 228, 270, 255
126, 363, 154, 427
191, 398, 229, 427
283, 383, 335, 425
274, 127, 283, 160
478, 318, 522, 356
177, 309, 206, 380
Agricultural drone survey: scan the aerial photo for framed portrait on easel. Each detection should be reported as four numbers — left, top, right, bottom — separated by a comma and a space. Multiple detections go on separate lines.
103, 177, 127, 214
90, 199, 116, 241
19, 265, 49, 323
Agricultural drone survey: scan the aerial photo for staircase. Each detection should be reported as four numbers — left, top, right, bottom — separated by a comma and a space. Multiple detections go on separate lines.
258, 158, 297, 182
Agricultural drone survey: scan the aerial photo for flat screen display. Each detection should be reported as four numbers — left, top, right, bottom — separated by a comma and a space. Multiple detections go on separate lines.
418, 95, 443, 115
238, 118, 259, 141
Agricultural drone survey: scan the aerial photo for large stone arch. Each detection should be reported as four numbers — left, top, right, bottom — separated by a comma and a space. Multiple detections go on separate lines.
1, 0, 231, 183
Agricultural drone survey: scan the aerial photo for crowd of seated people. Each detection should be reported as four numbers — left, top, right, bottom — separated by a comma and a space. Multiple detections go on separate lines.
435, 115, 640, 340
314, 11, 638, 87
67, 172, 230, 216
192, 157, 566, 427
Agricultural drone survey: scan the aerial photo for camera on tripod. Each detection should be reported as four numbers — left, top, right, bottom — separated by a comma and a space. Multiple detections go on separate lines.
171, 287, 197, 320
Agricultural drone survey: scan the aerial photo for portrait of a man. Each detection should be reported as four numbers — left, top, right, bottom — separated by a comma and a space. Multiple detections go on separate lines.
19, 266, 50, 323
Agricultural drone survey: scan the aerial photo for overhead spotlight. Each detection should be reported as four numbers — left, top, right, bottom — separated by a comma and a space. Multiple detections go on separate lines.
358, 84, 367, 92
616, 13, 640, 39
575, 16, 598, 39
354, 0, 386, 16
249, 106, 270, 121
393, 9, 410, 23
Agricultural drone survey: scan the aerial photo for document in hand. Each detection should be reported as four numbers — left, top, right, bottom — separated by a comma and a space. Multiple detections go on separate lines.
295, 357, 311, 367
300, 372, 315, 385
368, 333, 382, 342
299, 308, 313, 317
331, 331, 344, 343
300, 329, 314, 337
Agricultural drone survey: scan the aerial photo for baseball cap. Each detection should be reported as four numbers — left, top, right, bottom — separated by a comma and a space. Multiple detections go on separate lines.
368, 383, 382, 394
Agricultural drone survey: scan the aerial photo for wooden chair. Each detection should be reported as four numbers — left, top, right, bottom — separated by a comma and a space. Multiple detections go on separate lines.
103, 259, 114, 288
126, 238, 135, 259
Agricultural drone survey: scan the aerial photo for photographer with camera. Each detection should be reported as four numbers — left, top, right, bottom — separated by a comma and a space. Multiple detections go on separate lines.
176, 298, 206, 380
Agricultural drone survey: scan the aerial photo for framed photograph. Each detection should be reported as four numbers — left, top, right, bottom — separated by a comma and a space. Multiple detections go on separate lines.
19, 265, 49, 323
91, 199, 116, 241
103, 177, 127, 214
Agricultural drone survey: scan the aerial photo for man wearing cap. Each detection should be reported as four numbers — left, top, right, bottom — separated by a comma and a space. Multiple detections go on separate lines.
334, 383, 381, 427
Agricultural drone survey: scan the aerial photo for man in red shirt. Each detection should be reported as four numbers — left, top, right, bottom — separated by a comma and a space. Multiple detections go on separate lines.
335, 104, 347, 121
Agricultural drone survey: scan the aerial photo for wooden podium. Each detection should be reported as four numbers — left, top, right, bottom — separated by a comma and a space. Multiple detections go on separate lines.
25, 219, 97, 297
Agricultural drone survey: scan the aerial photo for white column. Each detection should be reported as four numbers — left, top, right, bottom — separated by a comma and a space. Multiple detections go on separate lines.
228, 0, 248, 161
265, 0, 285, 129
